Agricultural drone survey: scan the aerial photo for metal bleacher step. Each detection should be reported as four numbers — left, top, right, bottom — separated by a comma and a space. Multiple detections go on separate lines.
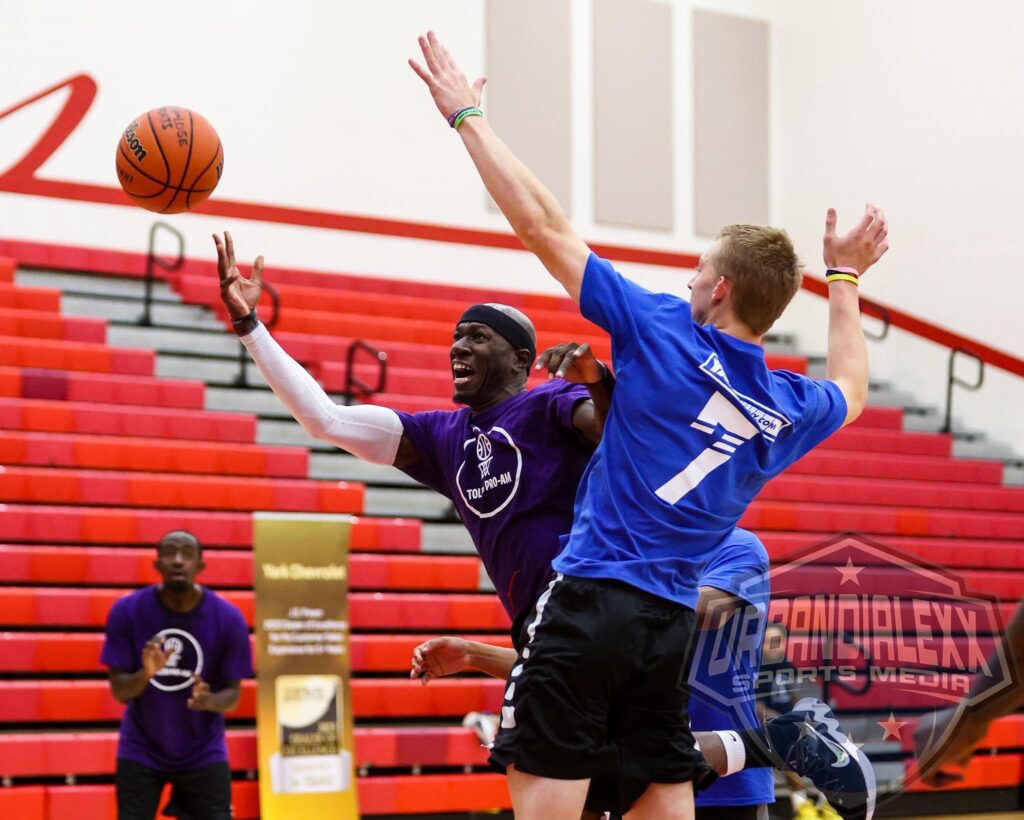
16, 268, 179, 300
156, 352, 267, 384
309, 453, 419, 487
258, 418, 330, 449
205, 385, 324, 417
363, 487, 452, 520
1004, 461, 1024, 487
422, 523, 475, 555
59, 292, 225, 331
108, 324, 239, 357
952, 433, 1019, 462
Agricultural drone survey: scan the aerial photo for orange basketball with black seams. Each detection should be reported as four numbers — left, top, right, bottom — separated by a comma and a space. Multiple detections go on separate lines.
115, 106, 224, 214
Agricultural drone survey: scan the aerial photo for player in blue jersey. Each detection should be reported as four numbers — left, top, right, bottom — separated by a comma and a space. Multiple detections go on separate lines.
411, 32, 887, 820
217, 222, 873, 817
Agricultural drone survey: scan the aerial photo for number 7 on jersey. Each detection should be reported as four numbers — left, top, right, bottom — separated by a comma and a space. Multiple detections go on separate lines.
655, 391, 758, 504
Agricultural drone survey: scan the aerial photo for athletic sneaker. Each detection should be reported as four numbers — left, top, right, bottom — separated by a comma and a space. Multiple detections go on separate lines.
765, 698, 876, 820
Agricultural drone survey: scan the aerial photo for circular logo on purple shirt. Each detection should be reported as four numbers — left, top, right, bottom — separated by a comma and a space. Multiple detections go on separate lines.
150, 627, 204, 692
456, 426, 523, 518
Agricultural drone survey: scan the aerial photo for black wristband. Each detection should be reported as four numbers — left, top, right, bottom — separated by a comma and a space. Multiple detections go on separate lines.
232, 309, 259, 337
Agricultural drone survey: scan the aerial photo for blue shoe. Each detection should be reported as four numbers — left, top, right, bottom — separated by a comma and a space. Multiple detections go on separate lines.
766, 698, 876, 820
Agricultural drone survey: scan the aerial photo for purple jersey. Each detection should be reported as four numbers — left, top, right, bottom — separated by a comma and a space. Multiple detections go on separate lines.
396, 380, 594, 620
100, 586, 253, 771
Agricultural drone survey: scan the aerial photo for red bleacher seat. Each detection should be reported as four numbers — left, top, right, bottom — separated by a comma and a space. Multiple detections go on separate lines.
760, 473, 1024, 512
761, 531, 1024, 569
0, 430, 307, 477
0, 546, 478, 590
0, 588, 510, 630
786, 448, 1003, 485
0, 337, 150, 375
0, 679, 504, 721
0, 282, 61, 312
0, 775, 512, 819
742, 499, 1024, 539
0, 307, 106, 343
0, 367, 203, 408
0, 632, 511, 674
0, 506, 419, 549
0, 397, 258, 442
0, 727, 500, 776
0, 466, 364, 512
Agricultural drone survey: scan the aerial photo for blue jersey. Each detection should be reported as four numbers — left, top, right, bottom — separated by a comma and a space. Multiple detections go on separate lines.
690, 530, 773, 808
553, 253, 847, 609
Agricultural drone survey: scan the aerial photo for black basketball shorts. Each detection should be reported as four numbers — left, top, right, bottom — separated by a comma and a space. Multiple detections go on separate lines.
489, 573, 704, 786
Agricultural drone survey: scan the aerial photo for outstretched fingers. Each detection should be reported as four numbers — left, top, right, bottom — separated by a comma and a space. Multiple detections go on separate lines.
867, 206, 887, 242
252, 255, 265, 288
213, 234, 229, 280
433, 34, 456, 73
408, 57, 432, 85
854, 203, 875, 235
824, 207, 838, 241
419, 33, 442, 77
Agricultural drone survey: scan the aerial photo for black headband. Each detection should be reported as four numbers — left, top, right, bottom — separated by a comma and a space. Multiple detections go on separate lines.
457, 304, 536, 362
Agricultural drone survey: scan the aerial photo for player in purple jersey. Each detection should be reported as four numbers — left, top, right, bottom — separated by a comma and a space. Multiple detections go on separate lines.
101, 530, 253, 820
410, 31, 886, 820
214, 232, 605, 629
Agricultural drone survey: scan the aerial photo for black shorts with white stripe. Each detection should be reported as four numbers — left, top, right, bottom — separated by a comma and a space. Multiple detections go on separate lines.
489, 573, 705, 786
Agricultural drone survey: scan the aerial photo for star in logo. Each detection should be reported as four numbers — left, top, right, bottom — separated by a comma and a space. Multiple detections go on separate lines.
877, 712, 909, 741
836, 557, 864, 586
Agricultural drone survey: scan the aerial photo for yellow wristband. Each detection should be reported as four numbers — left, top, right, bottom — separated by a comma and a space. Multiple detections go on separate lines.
826, 273, 860, 286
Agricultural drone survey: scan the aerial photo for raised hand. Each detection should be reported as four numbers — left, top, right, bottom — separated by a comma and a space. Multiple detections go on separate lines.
408, 31, 486, 123
823, 204, 889, 277
187, 674, 213, 711
141, 637, 170, 679
535, 342, 605, 384
410, 636, 470, 684
213, 231, 263, 320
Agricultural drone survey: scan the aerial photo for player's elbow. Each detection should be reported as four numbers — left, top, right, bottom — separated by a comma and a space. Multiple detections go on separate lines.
836, 378, 868, 426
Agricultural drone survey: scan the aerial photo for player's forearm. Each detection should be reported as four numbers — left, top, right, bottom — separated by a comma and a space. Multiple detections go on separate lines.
585, 365, 615, 436
240, 323, 403, 464
109, 669, 152, 703
465, 641, 517, 680
966, 601, 1024, 723
202, 686, 242, 713
825, 281, 868, 423
457, 117, 580, 299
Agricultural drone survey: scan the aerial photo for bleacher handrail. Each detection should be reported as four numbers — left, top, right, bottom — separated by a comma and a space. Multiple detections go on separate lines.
800, 272, 1024, 379
343, 339, 388, 406
139, 222, 184, 326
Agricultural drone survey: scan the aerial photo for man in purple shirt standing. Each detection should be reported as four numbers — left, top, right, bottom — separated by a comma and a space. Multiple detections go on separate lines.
101, 529, 253, 820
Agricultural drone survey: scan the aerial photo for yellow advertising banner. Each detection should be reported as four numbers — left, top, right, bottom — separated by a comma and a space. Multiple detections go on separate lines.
253, 513, 359, 819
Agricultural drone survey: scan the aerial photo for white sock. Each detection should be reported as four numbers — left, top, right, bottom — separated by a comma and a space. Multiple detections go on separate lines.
712, 729, 746, 775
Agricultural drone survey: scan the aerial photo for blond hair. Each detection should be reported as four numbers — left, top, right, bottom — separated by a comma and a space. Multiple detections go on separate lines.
715, 225, 803, 336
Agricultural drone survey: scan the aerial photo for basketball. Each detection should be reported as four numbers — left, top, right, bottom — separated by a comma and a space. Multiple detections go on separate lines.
115, 107, 224, 214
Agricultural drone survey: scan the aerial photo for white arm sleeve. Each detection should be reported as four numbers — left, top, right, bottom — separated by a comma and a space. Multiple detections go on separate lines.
240, 323, 404, 465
